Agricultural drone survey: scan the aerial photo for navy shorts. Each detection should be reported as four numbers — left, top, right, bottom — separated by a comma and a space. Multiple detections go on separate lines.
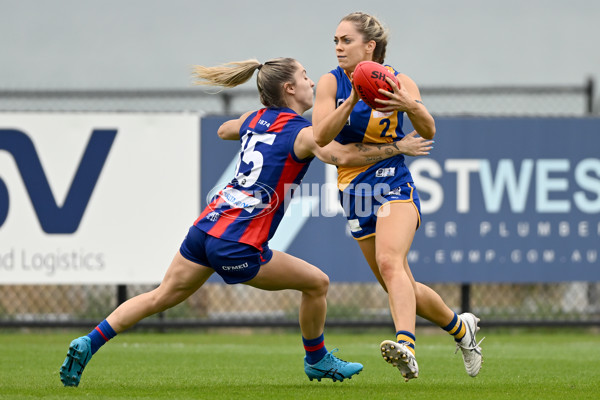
340, 182, 422, 240
179, 226, 273, 284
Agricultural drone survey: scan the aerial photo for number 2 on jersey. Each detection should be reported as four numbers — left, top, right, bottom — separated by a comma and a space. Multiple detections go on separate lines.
379, 118, 396, 139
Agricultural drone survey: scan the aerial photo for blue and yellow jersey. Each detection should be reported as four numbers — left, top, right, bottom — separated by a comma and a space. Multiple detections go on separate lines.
194, 107, 313, 251
330, 65, 413, 195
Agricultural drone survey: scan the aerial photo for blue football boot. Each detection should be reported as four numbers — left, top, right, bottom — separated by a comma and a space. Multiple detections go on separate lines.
60, 336, 92, 387
304, 349, 363, 382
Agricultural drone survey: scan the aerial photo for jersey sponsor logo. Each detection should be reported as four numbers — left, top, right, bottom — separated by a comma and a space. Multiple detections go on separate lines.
205, 181, 278, 220
219, 187, 261, 211
221, 262, 249, 271
375, 167, 396, 178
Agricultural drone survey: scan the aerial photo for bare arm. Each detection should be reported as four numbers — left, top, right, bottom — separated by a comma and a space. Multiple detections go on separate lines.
294, 127, 433, 167
375, 74, 436, 140
217, 111, 254, 140
311, 73, 359, 147
317, 131, 433, 166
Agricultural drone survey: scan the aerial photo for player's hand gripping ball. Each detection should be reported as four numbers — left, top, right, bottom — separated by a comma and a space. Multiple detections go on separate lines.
352, 61, 400, 109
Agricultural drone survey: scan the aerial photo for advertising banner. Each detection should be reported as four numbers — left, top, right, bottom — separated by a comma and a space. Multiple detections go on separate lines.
0, 113, 200, 284
201, 116, 600, 283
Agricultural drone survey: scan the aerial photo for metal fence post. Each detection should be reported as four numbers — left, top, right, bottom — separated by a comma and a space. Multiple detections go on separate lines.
221, 92, 232, 114
586, 77, 595, 114
461, 283, 471, 313
117, 285, 127, 306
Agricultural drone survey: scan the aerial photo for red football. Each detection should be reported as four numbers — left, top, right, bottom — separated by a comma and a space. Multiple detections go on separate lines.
352, 61, 400, 109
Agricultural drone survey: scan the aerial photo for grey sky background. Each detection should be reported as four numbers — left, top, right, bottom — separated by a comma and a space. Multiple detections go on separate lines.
1, 0, 598, 90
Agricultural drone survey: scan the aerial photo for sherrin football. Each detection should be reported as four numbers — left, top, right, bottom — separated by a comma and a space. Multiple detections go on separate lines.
353, 61, 400, 110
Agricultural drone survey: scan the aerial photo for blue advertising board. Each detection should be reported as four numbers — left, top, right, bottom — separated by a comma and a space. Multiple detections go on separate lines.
200, 116, 600, 283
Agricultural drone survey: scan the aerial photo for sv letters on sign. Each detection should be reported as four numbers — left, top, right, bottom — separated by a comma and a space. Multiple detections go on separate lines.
0, 129, 117, 233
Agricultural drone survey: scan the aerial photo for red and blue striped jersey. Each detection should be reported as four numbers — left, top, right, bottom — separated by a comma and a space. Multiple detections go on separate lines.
194, 107, 313, 250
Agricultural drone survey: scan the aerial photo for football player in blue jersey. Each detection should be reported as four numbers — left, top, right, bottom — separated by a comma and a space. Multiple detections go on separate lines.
312, 12, 484, 381
60, 57, 433, 387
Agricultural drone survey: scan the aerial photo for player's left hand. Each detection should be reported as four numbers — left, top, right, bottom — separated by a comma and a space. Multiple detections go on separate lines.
374, 77, 414, 113
397, 130, 433, 157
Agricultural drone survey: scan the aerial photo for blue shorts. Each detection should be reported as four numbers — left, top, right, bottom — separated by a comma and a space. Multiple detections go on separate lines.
179, 226, 273, 284
339, 182, 421, 240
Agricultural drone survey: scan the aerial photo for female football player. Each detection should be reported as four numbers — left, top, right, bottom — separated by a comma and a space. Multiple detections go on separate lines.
60, 57, 433, 387
312, 12, 483, 381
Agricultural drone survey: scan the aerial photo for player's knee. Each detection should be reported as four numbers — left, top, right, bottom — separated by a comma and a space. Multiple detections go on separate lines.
308, 270, 329, 297
376, 252, 404, 281
318, 271, 330, 293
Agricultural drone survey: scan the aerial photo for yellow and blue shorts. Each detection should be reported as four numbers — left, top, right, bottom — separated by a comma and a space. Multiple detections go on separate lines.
339, 182, 421, 240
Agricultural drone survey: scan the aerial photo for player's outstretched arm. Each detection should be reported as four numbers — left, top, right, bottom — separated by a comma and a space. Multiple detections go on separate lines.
295, 127, 432, 167
217, 111, 253, 140
317, 131, 433, 166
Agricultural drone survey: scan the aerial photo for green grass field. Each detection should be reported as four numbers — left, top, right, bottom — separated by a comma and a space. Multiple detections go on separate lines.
1, 328, 599, 399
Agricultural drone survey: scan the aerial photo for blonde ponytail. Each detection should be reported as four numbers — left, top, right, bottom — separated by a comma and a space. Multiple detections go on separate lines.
192, 59, 262, 88
192, 57, 298, 108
